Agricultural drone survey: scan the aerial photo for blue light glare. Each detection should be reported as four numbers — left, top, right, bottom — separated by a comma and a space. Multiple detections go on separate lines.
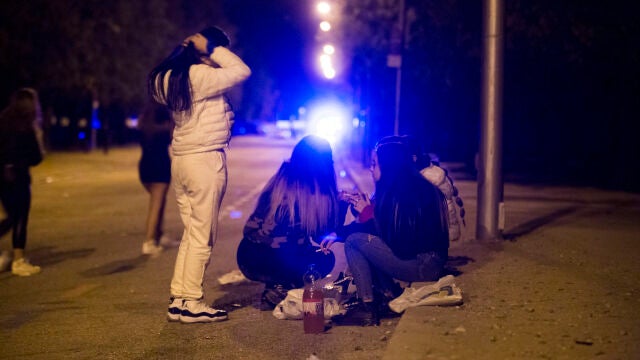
229, 210, 243, 219
306, 101, 350, 145
78, 132, 86, 140
339, 170, 346, 178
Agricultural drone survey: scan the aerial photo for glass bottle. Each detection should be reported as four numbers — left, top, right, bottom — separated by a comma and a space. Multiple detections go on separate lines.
302, 264, 324, 334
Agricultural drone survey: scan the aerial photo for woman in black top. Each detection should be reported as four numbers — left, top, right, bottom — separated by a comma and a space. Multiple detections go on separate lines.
0, 88, 46, 276
138, 101, 180, 256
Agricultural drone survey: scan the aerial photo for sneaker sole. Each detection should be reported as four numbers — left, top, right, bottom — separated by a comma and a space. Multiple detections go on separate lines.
167, 308, 182, 322
12, 269, 41, 276
12, 272, 40, 276
179, 311, 228, 324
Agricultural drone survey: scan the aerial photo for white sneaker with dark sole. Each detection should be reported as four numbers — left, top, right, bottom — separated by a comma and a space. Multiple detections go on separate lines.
167, 297, 183, 322
179, 300, 228, 323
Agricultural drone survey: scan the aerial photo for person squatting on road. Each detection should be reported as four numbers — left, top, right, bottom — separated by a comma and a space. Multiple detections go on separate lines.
0, 88, 46, 276
236, 135, 347, 309
137, 100, 181, 256
148, 26, 251, 323
321, 140, 450, 326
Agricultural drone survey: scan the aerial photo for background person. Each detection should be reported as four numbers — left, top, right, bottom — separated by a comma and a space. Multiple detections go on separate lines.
137, 100, 180, 256
148, 26, 251, 323
0, 88, 46, 276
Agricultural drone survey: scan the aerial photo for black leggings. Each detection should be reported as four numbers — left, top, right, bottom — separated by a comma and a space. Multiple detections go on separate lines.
237, 238, 335, 289
0, 166, 32, 249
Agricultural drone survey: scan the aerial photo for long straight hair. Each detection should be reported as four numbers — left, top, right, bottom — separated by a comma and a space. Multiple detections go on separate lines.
373, 142, 449, 257
263, 135, 339, 238
147, 43, 202, 116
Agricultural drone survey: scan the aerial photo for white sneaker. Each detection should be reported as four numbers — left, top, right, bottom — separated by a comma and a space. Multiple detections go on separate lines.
167, 297, 183, 322
11, 258, 41, 276
0, 251, 12, 272
180, 300, 228, 323
142, 241, 163, 257
159, 235, 181, 249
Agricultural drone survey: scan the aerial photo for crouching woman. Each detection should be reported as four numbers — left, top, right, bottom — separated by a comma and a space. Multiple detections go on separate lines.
323, 141, 449, 325
237, 135, 344, 309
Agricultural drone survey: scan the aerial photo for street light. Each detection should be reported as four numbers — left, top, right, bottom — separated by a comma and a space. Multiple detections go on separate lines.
322, 44, 335, 55
319, 21, 331, 32
316, 2, 331, 15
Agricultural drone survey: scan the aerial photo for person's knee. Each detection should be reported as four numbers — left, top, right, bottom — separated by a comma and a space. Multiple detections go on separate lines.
345, 232, 369, 250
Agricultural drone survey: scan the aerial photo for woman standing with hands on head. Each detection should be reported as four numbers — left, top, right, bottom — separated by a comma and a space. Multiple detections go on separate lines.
148, 26, 251, 323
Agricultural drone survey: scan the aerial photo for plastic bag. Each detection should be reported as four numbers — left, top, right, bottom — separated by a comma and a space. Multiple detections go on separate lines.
388, 275, 463, 313
272, 289, 346, 320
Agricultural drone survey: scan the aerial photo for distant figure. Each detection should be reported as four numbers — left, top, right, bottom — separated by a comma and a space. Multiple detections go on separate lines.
148, 26, 251, 323
138, 101, 180, 256
322, 141, 449, 326
237, 135, 345, 309
0, 88, 46, 276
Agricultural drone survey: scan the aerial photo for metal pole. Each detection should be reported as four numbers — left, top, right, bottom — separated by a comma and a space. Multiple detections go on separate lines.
477, 0, 504, 241
393, 0, 406, 136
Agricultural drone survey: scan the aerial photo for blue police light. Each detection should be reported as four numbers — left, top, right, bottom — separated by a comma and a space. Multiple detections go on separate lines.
306, 101, 350, 145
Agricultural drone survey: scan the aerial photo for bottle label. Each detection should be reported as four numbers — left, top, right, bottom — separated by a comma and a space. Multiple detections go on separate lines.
302, 300, 323, 316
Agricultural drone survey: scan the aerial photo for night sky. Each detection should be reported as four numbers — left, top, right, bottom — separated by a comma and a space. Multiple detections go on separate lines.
0, 0, 638, 191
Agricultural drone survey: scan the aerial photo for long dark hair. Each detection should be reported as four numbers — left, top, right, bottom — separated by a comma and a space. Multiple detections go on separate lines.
373, 142, 449, 258
0, 88, 41, 132
147, 43, 202, 115
264, 135, 339, 238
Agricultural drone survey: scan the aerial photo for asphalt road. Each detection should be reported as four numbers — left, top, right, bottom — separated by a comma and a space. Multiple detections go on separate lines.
0, 135, 398, 360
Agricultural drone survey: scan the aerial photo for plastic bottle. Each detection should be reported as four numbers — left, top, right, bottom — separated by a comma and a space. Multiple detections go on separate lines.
302, 264, 324, 334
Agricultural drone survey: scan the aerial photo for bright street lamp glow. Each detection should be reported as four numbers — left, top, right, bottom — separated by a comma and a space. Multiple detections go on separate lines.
323, 44, 335, 55
323, 67, 336, 79
316, 2, 330, 15
319, 54, 332, 67
319, 21, 331, 32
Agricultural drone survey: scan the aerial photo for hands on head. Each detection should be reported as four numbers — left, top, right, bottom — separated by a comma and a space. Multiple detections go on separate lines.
183, 26, 230, 54
182, 34, 209, 54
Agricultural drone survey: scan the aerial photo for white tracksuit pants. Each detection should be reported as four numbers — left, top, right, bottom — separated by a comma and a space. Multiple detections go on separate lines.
170, 150, 227, 300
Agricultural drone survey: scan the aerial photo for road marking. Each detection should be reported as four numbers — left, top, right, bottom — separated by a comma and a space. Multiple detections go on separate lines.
61, 283, 102, 299
219, 180, 268, 219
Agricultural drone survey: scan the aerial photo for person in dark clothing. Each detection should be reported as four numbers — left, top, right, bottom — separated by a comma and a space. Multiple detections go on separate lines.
0, 88, 46, 276
138, 101, 180, 256
237, 135, 346, 309
321, 140, 449, 326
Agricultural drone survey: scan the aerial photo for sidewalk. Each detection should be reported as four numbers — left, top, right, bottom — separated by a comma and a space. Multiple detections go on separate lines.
337, 156, 640, 359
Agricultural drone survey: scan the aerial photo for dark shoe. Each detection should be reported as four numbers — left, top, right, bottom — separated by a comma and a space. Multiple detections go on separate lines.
333, 300, 380, 326
373, 284, 403, 319
340, 295, 363, 311
260, 284, 289, 310
331, 273, 353, 296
